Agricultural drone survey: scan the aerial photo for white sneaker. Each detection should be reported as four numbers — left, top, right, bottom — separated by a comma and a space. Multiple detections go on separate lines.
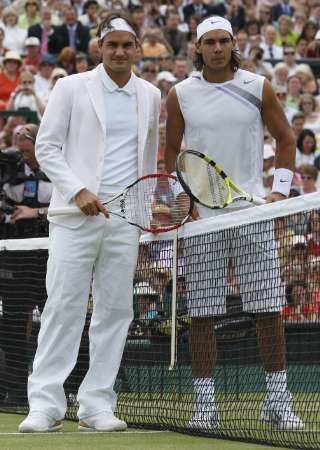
261, 392, 305, 430
188, 404, 220, 430
19, 412, 63, 433
78, 412, 127, 432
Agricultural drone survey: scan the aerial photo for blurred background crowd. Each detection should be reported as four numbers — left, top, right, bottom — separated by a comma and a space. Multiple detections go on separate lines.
0, 0, 320, 322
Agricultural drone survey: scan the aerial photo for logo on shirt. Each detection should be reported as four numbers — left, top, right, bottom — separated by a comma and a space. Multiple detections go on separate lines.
280, 179, 288, 183
243, 79, 255, 85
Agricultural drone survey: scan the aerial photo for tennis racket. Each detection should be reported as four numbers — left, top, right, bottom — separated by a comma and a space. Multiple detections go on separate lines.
176, 149, 265, 209
48, 173, 193, 233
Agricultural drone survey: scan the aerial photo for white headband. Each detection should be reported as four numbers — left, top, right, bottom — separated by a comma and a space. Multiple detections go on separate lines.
100, 18, 136, 40
197, 16, 233, 41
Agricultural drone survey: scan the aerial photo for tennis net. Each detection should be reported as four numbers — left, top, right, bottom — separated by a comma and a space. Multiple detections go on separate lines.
0, 193, 320, 448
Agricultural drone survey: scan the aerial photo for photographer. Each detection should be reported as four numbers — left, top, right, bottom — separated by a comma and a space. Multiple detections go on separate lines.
0, 123, 52, 238
248, 46, 272, 80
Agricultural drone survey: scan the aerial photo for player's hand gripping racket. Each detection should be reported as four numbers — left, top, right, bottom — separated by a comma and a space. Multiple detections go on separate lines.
48, 173, 193, 233
176, 149, 265, 209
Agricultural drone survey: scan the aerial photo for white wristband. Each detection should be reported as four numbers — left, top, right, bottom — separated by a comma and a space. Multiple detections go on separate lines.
271, 168, 293, 197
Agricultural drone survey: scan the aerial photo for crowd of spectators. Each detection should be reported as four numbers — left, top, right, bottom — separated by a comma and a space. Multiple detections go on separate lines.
1, 0, 320, 324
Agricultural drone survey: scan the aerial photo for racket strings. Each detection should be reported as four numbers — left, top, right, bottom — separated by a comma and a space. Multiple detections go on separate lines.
180, 153, 229, 208
122, 176, 191, 231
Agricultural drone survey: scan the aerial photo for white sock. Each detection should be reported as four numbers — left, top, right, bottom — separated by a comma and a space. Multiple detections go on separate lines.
193, 377, 215, 408
265, 370, 288, 402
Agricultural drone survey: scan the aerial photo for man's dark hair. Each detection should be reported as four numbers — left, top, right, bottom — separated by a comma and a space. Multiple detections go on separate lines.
97, 10, 140, 40
193, 35, 241, 72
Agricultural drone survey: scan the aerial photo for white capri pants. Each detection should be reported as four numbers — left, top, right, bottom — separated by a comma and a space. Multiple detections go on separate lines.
28, 213, 140, 421
185, 221, 285, 317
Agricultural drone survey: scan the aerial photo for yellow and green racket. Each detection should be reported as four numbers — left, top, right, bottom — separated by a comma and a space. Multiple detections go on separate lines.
176, 149, 265, 209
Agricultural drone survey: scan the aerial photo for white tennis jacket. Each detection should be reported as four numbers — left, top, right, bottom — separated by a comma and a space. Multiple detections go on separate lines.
35, 64, 161, 228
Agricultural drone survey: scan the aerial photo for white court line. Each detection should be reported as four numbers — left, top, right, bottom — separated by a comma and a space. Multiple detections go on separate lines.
0, 430, 171, 436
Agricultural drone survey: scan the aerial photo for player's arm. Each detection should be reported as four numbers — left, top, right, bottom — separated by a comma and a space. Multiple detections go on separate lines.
165, 87, 185, 173
261, 79, 296, 203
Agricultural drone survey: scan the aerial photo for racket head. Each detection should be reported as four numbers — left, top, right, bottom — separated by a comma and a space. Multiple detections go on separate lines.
121, 173, 194, 233
176, 149, 232, 209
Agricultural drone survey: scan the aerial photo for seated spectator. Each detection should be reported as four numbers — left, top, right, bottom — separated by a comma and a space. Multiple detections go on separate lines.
41, 67, 67, 106
34, 53, 56, 99
142, 28, 172, 59
6, 69, 44, 119
272, 62, 289, 87
163, 11, 187, 56
282, 44, 298, 76
306, 209, 320, 257
262, 143, 275, 194
173, 56, 189, 81
227, 0, 246, 32
2, 7, 27, 54
298, 20, 318, 47
299, 164, 318, 194
295, 36, 308, 59
245, 19, 262, 46
260, 25, 283, 60
296, 128, 317, 168
0, 123, 52, 235
248, 47, 272, 79
140, 60, 158, 84
87, 37, 101, 68
298, 94, 320, 134
282, 280, 309, 322
182, 0, 213, 24
291, 112, 306, 139
308, 257, 320, 321
57, 46, 76, 75
133, 281, 159, 323
78, 0, 99, 31
18, 0, 40, 30
156, 70, 177, 98
0, 51, 21, 109
272, 0, 295, 22
186, 15, 200, 43
0, 26, 9, 62
27, 7, 62, 57
75, 52, 89, 73
287, 75, 302, 110
275, 84, 297, 124
23, 36, 41, 68
236, 29, 250, 59
56, 6, 90, 54
292, 10, 307, 36
275, 14, 298, 47
258, 5, 273, 31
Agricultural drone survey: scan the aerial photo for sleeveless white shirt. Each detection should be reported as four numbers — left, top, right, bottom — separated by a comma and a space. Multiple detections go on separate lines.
175, 69, 265, 216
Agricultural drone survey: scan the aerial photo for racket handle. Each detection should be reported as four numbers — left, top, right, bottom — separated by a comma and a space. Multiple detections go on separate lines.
48, 206, 82, 217
251, 194, 266, 205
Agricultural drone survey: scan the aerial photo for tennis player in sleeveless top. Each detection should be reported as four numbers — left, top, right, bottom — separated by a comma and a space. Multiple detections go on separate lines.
165, 16, 304, 431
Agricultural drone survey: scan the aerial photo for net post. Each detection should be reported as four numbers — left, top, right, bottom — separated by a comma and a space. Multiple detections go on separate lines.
168, 228, 178, 371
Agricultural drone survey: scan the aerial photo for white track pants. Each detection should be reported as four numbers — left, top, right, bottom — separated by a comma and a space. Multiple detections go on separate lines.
28, 214, 140, 420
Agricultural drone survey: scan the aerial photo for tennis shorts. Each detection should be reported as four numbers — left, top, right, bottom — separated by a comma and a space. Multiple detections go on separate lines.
184, 220, 285, 317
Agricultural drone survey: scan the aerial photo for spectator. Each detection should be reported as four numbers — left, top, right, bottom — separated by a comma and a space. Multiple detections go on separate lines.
142, 28, 172, 59
299, 164, 318, 194
163, 11, 187, 56
306, 210, 320, 257
23, 36, 41, 68
6, 68, 44, 119
296, 129, 317, 167
18, 0, 40, 30
272, 0, 295, 22
0, 51, 21, 109
78, 0, 99, 31
260, 25, 283, 60
131, 6, 146, 37
186, 15, 200, 43
157, 54, 175, 72
295, 36, 308, 59
74, 51, 89, 73
282, 44, 298, 76
140, 60, 158, 84
258, 5, 273, 29
34, 53, 56, 99
227, 0, 246, 32
291, 112, 306, 139
309, 1, 320, 29
308, 257, 320, 321
0, 26, 9, 62
306, 28, 320, 58
274, 84, 296, 124
248, 46, 272, 79
56, 6, 90, 53
236, 29, 250, 59
2, 7, 27, 54
272, 62, 289, 87
133, 281, 159, 323
245, 19, 262, 46
173, 56, 189, 81
87, 37, 101, 68
287, 75, 302, 110
298, 20, 318, 45
27, 7, 62, 56
41, 67, 67, 106
275, 15, 298, 47
292, 10, 307, 36
262, 143, 275, 194
183, 0, 212, 24
298, 94, 320, 134
57, 46, 76, 75
156, 70, 177, 98
282, 280, 308, 322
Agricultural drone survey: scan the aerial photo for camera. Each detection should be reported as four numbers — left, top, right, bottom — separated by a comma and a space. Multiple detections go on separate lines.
0, 148, 24, 214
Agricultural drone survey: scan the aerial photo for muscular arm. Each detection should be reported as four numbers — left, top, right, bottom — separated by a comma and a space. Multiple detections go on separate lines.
261, 79, 296, 171
165, 87, 185, 173
261, 79, 296, 201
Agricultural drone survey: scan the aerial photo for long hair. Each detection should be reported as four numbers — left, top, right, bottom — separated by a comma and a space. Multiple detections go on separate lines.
96, 10, 140, 40
193, 37, 241, 73
193, 39, 241, 72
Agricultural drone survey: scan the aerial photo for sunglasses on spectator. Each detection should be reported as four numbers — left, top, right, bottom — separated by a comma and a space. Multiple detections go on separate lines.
21, 80, 34, 85
284, 51, 295, 55
158, 56, 171, 61
26, 2, 38, 5
301, 175, 313, 180
276, 92, 287, 98
143, 68, 156, 73
53, 75, 65, 80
